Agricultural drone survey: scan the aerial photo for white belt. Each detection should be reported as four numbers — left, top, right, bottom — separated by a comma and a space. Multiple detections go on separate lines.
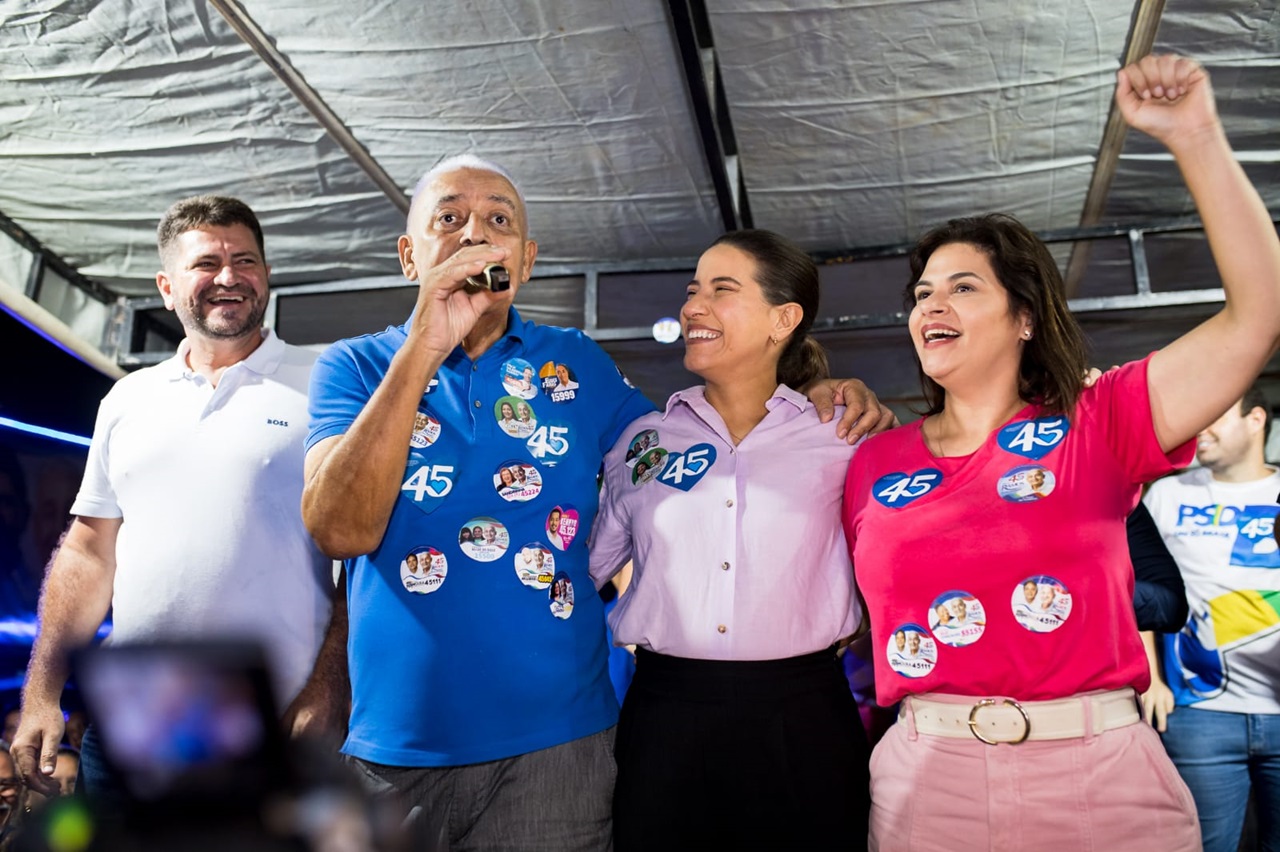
902, 689, 1140, 745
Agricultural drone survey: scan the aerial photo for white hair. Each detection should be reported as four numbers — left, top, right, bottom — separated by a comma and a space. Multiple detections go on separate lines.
408, 154, 527, 229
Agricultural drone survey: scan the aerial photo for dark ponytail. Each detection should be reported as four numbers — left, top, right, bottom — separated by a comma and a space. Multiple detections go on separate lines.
779, 334, 829, 390
710, 229, 826, 391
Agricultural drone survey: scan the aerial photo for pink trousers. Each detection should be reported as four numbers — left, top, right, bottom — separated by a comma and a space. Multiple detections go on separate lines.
869, 697, 1201, 851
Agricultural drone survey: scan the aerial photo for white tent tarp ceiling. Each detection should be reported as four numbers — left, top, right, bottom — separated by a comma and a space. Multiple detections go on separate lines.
713, 0, 1134, 245
0, 0, 726, 290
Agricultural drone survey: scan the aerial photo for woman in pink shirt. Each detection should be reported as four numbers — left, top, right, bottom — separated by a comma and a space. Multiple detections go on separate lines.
591, 229, 870, 850
843, 54, 1280, 850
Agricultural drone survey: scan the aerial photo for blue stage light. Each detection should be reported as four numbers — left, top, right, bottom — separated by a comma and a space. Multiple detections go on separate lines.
0, 416, 91, 448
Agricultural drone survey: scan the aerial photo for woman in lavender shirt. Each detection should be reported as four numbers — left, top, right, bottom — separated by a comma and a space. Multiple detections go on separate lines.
590, 230, 870, 851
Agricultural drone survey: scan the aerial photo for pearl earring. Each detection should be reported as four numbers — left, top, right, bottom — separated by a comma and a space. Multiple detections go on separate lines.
1023, 329, 1032, 340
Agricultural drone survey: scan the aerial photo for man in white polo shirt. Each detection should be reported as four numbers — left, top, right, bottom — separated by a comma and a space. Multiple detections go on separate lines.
11, 196, 335, 797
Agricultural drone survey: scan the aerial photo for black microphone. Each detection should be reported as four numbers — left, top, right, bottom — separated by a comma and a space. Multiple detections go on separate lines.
465, 264, 511, 293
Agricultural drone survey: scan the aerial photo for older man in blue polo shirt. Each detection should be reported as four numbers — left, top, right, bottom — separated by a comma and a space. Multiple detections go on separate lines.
296, 155, 889, 850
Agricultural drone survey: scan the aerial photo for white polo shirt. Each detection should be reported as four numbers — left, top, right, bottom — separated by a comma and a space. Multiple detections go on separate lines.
72, 329, 331, 704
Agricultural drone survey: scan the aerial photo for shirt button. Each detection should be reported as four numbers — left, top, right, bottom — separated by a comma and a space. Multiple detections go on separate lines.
474, 400, 482, 409
472, 364, 479, 372
717, 625, 727, 634
721, 562, 730, 571
725, 499, 734, 508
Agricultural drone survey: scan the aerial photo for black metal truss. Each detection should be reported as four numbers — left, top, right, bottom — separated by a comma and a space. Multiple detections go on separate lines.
665, 0, 752, 232
0, 208, 116, 305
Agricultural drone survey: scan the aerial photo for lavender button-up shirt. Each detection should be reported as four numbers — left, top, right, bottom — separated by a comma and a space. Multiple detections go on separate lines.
589, 384, 862, 661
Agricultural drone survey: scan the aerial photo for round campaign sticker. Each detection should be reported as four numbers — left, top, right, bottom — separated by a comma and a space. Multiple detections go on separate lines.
928, 591, 986, 648
495, 396, 537, 439
540, 361, 580, 404
515, 543, 556, 590
500, 358, 539, 400
626, 429, 659, 465
997, 464, 1056, 503
631, 448, 669, 486
493, 460, 543, 503
886, 624, 936, 678
409, 410, 442, 449
1012, 576, 1073, 633
459, 517, 509, 563
549, 571, 575, 619
545, 505, 580, 551
400, 547, 447, 595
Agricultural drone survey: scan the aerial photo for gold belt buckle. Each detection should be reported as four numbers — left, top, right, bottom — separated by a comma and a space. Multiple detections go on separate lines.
968, 698, 1031, 745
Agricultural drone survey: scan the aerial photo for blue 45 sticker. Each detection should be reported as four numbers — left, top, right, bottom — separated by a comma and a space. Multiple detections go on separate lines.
997, 417, 1068, 460
1230, 505, 1280, 568
873, 469, 942, 508
526, 423, 570, 465
400, 453, 457, 515
656, 443, 717, 492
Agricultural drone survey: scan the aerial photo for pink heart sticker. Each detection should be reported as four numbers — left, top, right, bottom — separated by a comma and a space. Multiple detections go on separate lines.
546, 505, 580, 551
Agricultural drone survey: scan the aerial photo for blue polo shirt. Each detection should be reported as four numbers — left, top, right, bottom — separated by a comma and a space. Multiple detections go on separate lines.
307, 308, 655, 766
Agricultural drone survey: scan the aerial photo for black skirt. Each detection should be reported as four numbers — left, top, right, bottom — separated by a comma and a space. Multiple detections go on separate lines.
613, 647, 871, 852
